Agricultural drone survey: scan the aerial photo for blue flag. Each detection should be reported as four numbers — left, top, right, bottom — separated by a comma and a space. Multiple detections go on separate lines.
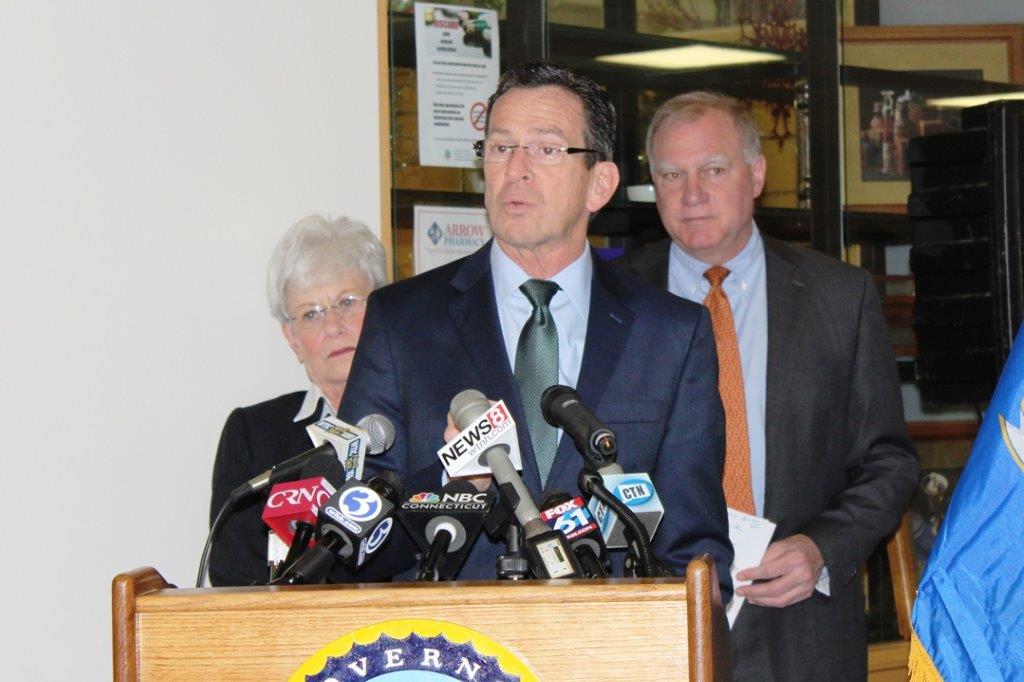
910, 325, 1024, 680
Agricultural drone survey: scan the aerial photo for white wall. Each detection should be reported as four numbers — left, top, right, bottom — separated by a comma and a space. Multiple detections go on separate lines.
0, 1, 380, 677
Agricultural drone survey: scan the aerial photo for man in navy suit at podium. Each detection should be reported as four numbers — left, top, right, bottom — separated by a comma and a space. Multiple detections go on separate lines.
340, 62, 732, 593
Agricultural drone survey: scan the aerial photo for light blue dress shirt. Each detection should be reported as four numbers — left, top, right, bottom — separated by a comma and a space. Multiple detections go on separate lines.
490, 241, 591, 394
668, 225, 769, 517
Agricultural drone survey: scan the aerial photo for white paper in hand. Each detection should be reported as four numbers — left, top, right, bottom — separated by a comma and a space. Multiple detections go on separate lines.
726, 508, 777, 628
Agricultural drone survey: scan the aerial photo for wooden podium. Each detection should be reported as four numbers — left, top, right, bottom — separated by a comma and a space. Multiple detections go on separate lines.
113, 555, 729, 681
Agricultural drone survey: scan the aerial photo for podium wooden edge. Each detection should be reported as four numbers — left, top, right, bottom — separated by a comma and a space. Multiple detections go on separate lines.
686, 553, 731, 682
113, 557, 730, 680
112, 566, 169, 682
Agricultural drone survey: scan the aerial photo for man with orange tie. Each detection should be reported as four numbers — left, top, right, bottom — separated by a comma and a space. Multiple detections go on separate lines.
620, 91, 919, 681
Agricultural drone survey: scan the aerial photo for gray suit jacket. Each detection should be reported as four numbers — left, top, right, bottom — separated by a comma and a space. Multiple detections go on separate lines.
619, 236, 919, 681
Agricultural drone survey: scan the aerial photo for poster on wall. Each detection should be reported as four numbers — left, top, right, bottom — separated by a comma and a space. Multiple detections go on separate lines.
415, 2, 500, 168
413, 205, 492, 274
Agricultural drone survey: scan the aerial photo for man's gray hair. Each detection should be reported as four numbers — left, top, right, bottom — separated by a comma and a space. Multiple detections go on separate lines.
266, 214, 387, 323
646, 91, 762, 168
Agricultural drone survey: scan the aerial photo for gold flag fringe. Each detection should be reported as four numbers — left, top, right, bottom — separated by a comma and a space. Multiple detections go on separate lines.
908, 630, 944, 681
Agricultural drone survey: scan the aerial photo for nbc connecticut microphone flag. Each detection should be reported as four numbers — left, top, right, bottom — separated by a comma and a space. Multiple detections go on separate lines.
909, 325, 1024, 681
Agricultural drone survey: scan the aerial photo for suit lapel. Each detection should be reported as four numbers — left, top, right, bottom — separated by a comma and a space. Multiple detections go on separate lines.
544, 254, 635, 487
763, 238, 808, 517
447, 243, 541, 490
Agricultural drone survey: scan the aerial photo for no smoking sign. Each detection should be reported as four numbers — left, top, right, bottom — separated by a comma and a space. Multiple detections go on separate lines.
469, 101, 487, 131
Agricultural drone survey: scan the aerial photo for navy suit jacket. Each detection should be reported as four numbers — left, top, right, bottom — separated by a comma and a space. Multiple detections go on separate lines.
340, 242, 733, 597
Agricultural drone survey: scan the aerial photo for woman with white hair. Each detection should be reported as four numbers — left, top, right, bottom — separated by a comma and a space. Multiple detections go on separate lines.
208, 214, 386, 586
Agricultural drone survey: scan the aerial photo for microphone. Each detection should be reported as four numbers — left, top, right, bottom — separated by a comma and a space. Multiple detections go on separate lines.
231, 414, 396, 503
359, 413, 397, 455
540, 385, 665, 550
229, 442, 335, 503
439, 395, 523, 478
541, 385, 617, 468
307, 413, 398, 483
261, 476, 338, 547
539, 491, 610, 578
197, 415, 394, 588
270, 470, 405, 585
399, 479, 494, 581
579, 470, 671, 577
450, 390, 581, 579
261, 450, 346, 578
587, 471, 665, 551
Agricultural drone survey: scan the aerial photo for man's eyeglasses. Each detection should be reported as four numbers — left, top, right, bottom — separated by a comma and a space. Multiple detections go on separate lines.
473, 139, 603, 165
288, 295, 367, 329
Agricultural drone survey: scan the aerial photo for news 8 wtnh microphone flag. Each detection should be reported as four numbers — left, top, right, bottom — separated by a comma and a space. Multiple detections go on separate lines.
909, 325, 1024, 681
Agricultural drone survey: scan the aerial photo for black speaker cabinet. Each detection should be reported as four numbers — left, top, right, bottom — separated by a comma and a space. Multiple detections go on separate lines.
908, 100, 1024, 404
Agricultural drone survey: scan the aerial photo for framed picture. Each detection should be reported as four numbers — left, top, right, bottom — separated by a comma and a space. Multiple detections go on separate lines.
841, 24, 1024, 212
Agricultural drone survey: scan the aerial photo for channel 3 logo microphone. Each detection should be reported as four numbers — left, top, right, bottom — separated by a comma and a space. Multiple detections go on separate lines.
271, 471, 405, 585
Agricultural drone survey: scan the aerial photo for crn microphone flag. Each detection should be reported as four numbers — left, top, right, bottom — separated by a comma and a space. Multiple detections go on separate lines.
909, 324, 1024, 680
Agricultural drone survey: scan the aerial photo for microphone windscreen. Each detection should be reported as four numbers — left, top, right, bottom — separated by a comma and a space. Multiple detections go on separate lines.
449, 389, 490, 429
540, 384, 575, 426
539, 490, 572, 510
443, 478, 480, 495
369, 469, 406, 503
297, 451, 347, 488
358, 413, 396, 455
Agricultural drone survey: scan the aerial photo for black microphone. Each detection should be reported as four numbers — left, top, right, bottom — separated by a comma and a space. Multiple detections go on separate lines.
541, 385, 617, 469
230, 442, 335, 503
450, 390, 581, 579
399, 479, 495, 582
230, 413, 396, 502
267, 451, 347, 579
197, 416, 394, 588
539, 491, 610, 578
270, 470, 405, 585
579, 470, 671, 578
540, 386, 665, 551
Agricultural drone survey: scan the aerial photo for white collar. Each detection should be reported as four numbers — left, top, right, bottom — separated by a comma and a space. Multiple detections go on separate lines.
293, 383, 335, 422
670, 221, 763, 281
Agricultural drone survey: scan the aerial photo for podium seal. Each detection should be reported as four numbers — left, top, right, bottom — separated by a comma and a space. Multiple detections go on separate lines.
291, 618, 538, 681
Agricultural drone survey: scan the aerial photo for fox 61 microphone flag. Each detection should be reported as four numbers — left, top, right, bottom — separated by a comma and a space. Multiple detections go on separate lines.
909, 325, 1024, 681
540, 495, 599, 542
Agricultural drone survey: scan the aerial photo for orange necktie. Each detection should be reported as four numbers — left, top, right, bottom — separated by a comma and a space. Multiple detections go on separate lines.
703, 266, 756, 514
